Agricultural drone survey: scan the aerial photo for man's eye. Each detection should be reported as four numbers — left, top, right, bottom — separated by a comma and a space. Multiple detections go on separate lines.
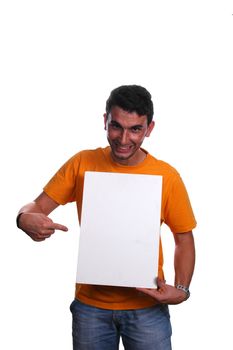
111, 124, 120, 129
131, 127, 141, 132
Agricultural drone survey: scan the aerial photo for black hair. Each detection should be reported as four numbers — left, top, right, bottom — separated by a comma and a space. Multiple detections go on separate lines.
105, 85, 154, 124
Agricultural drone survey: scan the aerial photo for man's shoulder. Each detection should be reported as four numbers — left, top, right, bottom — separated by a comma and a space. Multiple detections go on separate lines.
66, 147, 107, 167
147, 153, 180, 177
78, 147, 107, 160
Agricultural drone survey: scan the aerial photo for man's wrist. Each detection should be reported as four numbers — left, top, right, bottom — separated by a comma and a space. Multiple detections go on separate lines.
175, 284, 190, 300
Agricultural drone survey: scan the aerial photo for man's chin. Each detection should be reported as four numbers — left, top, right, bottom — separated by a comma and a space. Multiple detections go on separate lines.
111, 149, 137, 164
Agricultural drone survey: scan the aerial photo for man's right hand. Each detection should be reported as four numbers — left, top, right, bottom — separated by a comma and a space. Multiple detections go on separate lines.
18, 212, 68, 242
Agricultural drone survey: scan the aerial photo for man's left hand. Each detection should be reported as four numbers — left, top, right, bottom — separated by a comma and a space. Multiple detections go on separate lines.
136, 278, 188, 305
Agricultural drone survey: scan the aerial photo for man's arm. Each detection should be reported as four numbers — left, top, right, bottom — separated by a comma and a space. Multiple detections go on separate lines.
17, 192, 68, 242
137, 231, 195, 304
174, 231, 195, 287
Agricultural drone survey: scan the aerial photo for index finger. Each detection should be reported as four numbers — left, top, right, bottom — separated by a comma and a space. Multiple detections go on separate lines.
50, 223, 69, 232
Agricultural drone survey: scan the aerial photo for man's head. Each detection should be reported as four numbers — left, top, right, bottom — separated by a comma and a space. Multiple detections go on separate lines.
105, 85, 154, 125
104, 85, 155, 166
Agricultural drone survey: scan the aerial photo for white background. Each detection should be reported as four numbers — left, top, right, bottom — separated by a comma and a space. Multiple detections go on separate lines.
1, 0, 233, 349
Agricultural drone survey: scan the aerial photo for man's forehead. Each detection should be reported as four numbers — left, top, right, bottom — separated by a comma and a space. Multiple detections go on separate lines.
108, 107, 148, 124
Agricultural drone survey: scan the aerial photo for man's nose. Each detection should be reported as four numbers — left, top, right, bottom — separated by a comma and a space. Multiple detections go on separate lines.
119, 129, 129, 144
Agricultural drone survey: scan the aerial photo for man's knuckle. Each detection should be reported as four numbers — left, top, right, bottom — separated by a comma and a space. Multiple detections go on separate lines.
41, 222, 48, 229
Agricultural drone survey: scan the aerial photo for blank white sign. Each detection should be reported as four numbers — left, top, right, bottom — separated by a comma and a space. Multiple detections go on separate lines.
76, 171, 162, 288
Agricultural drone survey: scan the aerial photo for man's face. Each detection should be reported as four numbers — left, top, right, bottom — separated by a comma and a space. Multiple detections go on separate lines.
104, 106, 154, 166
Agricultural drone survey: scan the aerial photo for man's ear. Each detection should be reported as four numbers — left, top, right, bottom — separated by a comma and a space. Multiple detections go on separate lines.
145, 121, 155, 137
103, 113, 107, 130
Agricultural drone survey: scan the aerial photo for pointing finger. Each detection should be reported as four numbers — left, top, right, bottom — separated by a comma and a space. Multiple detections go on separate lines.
50, 223, 69, 232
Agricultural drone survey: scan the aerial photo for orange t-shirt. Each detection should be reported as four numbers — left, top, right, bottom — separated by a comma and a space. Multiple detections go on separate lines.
44, 147, 196, 310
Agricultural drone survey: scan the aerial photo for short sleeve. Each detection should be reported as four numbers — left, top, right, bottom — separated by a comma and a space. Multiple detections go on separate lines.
43, 153, 80, 205
163, 174, 197, 233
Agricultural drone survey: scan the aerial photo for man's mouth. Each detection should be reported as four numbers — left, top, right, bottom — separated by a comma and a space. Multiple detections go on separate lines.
114, 144, 133, 153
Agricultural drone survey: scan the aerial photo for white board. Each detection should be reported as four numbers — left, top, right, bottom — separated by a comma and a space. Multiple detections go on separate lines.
76, 171, 162, 288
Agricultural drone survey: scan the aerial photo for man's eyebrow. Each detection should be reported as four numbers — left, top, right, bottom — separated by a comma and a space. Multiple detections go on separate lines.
110, 120, 121, 126
110, 121, 144, 129
131, 124, 143, 129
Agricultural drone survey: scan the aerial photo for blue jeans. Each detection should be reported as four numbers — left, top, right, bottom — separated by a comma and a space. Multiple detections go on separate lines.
70, 299, 172, 350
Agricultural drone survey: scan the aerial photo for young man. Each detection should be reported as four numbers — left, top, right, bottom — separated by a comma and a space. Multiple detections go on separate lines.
17, 85, 196, 350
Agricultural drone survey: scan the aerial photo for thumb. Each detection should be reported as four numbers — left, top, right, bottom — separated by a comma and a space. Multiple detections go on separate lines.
156, 277, 166, 289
